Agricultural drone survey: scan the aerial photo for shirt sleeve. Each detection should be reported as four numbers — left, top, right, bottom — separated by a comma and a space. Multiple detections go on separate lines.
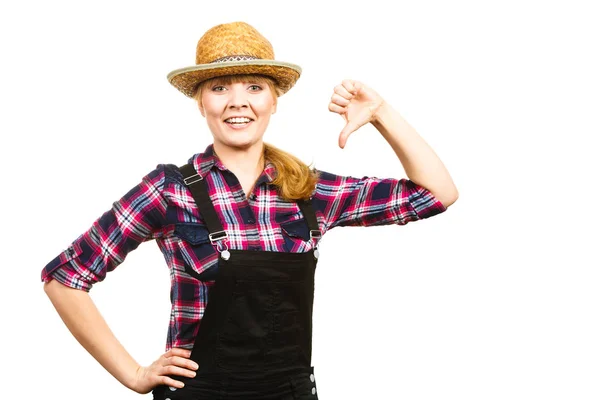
313, 169, 447, 231
40, 165, 169, 292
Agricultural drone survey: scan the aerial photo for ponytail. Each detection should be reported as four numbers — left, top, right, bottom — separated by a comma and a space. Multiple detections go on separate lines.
264, 142, 319, 201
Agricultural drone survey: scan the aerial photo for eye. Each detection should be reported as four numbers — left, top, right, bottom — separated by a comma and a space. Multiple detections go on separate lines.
248, 84, 262, 91
211, 85, 226, 92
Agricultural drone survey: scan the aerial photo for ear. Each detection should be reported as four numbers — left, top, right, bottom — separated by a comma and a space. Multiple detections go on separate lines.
271, 100, 277, 115
197, 101, 206, 118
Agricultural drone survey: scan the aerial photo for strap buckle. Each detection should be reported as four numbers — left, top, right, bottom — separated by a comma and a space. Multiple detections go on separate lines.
184, 173, 203, 185
310, 230, 322, 259
209, 230, 228, 243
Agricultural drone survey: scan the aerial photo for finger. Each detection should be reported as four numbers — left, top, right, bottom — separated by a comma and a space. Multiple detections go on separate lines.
166, 348, 192, 358
341, 79, 359, 95
330, 93, 350, 107
328, 102, 347, 116
333, 84, 353, 100
163, 353, 199, 371
161, 363, 198, 378
160, 375, 186, 389
339, 122, 359, 149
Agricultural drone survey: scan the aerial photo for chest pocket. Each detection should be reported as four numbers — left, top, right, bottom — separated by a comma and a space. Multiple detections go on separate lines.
173, 223, 219, 281
280, 218, 313, 253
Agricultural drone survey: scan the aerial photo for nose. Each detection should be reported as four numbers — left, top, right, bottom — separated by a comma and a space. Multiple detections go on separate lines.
228, 85, 249, 109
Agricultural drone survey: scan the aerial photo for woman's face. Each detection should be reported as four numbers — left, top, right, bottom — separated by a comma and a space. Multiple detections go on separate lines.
198, 76, 277, 151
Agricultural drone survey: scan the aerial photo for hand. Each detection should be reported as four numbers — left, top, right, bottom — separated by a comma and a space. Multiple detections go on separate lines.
328, 79, 384, 148
130, 348, 199, 394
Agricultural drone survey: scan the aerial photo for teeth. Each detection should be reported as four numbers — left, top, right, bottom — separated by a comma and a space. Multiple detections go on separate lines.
225, 117, 251, 124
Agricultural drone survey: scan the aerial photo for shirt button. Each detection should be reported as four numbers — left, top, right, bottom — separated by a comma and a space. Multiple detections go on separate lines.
312, 387, 316, 395
310, 373, 315, 382
169, 386, 177, 391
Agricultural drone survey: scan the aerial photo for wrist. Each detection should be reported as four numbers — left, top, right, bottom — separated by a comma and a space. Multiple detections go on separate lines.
371, 101, 393, 129
124, 363, 143, 392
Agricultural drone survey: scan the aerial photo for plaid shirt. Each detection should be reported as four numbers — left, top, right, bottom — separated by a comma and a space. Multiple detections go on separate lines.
41, 144, 446, 351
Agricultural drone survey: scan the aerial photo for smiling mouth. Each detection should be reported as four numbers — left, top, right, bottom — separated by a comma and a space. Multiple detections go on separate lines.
224, 117, 253, 125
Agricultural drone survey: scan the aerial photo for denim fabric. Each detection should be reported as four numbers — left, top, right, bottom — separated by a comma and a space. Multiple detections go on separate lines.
151, 367, 319, 400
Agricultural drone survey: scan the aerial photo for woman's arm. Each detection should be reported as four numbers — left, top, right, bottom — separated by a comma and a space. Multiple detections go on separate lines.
41, 165, 200, 393
371, 102, 459, 208
43, 278, 199, 393
43, 279, 140, 390
330, 79, 459, 208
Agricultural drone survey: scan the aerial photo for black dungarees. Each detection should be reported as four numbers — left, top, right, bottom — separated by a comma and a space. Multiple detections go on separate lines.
152, 164, 321, 400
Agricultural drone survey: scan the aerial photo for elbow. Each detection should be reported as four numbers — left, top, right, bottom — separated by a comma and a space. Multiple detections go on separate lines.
414, 176, 459, 209
43, 278, 68, 296
43, 279, 58, 295
436, 186, 459, 209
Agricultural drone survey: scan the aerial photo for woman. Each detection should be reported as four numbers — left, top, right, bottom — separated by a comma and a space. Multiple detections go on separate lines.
41, 21, 458, 399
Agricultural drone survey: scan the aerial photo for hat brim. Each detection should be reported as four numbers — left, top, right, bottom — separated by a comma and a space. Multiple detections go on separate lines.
167, 60, 301, 98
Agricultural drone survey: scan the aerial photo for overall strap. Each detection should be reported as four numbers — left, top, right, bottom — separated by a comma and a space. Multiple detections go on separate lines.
298, 199, 322, 241
179, 164, 226, 240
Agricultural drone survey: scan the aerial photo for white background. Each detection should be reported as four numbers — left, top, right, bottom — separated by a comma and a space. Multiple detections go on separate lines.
1, 0, 599, 399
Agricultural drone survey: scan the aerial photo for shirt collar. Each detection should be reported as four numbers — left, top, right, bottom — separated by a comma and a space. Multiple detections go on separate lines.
258, 162, 277, 185
189, 143, 226, 178
189, 143, 277, 184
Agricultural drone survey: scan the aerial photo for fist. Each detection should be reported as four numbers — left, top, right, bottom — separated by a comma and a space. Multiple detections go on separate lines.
328, 79, 384, 148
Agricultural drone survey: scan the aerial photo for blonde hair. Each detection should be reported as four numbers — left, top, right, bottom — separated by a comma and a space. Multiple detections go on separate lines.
194, 74, 319, 201
263, 142, 319, 201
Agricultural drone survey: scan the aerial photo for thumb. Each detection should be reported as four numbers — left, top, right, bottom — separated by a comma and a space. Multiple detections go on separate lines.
338, 121, 359, 149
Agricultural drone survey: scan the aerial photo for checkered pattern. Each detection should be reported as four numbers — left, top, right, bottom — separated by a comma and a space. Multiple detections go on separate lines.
41, 144, 446, 351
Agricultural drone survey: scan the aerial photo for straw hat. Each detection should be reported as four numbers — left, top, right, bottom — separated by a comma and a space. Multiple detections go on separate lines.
167, 22, 302, 98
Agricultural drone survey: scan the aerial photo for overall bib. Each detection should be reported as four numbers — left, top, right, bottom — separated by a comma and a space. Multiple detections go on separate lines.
152, 164, 321, 400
